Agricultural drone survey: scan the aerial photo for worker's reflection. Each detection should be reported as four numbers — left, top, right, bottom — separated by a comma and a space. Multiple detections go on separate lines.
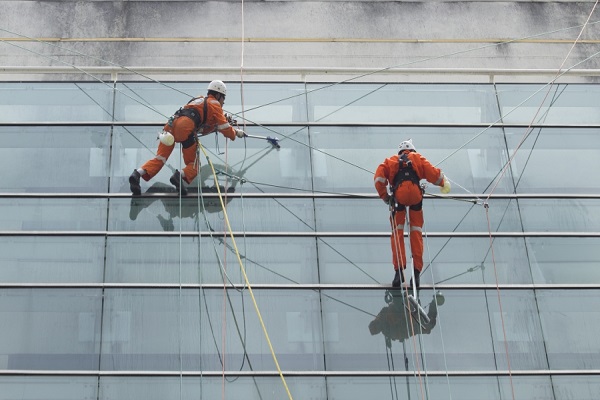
369, 290, 444, 347
128, 163, 239, 231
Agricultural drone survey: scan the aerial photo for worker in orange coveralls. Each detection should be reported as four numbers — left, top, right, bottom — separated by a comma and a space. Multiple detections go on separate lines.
129, 80, 245, 196
374, 139, 451, 288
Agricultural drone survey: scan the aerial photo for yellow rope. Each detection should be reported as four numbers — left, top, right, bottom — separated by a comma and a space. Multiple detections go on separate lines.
198, 141, 294, 400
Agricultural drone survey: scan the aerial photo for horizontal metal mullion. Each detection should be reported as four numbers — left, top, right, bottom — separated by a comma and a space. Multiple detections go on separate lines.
0, 230, 598, 238
2, 65, 600, 77
1, 121, 599, 129
0, 369, 599, 377
0, 283, 599, 290
1, 192, 600, 200
2, 231, 600, 238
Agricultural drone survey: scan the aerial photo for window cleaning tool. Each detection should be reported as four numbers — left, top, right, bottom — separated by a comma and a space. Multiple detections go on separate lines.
244, 133, 281, 149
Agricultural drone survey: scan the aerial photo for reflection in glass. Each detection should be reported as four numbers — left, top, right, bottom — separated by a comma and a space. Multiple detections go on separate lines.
0, 126, 111, 193
101, 289, 324, 371
0, 236, 105, 283
537, 290, 600, 370
106, 236, 318, 284
0, 289, 102, 370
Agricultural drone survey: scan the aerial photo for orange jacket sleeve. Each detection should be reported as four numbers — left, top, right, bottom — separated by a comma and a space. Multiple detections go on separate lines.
188, 95, 237, 140
408, 152, 445, 187
374, 155, 400, 200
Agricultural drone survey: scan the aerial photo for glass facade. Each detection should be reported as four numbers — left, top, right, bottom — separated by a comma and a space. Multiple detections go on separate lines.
1, 81, 599, 399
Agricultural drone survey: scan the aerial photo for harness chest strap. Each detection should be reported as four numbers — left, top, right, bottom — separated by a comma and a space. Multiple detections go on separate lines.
170, 96, 209, 129
391, 155, 421, 193
170, 97, 210, 148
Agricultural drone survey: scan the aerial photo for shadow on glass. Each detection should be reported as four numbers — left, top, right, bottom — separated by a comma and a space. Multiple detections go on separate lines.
368, 289, 445, 348
128, 163, 247, 231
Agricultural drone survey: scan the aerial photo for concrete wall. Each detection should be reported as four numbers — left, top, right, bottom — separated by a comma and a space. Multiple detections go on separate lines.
1, 1, 599, 82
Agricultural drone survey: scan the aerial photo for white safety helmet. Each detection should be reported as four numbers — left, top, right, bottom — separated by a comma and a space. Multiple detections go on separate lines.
207, 80, 227, 96
398, 139, 416, 153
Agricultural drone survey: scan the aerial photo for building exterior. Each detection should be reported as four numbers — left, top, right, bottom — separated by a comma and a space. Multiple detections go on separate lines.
1, 1, 600, 399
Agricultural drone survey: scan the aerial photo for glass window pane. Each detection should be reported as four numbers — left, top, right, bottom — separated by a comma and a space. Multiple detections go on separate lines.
322, 289, 496, 371
114, 82, 200, 123
0, 198, 108, 230
520, 199, 600, 232
0, 377, 97, 400
0, 126, 110, 193
328, 376, 553, 400
0, 236, 105, 283
106, 236, 318, 284
111, 196, 315, 232
318, 237, 392, 285
110, 125, 312, 194
101, 289, 323, 371
554, 375, 600, 400
100, 376, 324, 400
497, 84, 600, 124
486, 290, 548, 370
315, 198, 522, 232
538, 290, 600, 370
114, 82, 308, 124
309, 126, 514, 195
224, 82, 309, 124
507, 127, 600, 194
318, 237, 532, 285
0, 289, 102, 370
306, 84, 500, 124
0, 82, 114, 122
528, 238, 600, 284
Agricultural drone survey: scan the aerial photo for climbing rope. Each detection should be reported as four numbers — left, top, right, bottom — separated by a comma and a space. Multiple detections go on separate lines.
198, 141, 294, 400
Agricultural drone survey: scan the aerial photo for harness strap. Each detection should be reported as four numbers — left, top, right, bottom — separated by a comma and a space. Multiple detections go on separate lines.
391, 153, 421, 193
171, 97, 209, 131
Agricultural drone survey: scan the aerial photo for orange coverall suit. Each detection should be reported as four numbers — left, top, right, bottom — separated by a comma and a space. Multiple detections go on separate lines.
374, 150, 445, 273
140, 94, 237, 184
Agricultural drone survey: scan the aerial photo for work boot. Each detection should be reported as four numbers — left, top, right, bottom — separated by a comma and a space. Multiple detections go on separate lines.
410, 269, 421, 290
170, 169, 188, 196
392, 269, 404, 288
129, 169, 141, 195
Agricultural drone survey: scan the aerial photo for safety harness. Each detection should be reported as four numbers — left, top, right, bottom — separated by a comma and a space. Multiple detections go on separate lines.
169, 97, 209, 148
390, 152, 423, 211
391, 152, 421, 192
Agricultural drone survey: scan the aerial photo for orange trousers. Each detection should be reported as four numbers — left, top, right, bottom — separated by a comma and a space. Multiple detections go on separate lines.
141, 116, 199, 184
390, 182, 425, 272
390, 207, 424, 272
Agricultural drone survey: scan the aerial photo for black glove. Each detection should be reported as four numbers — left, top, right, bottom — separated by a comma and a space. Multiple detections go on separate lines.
384, 195, 395, 209
399, 152, 412, 167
